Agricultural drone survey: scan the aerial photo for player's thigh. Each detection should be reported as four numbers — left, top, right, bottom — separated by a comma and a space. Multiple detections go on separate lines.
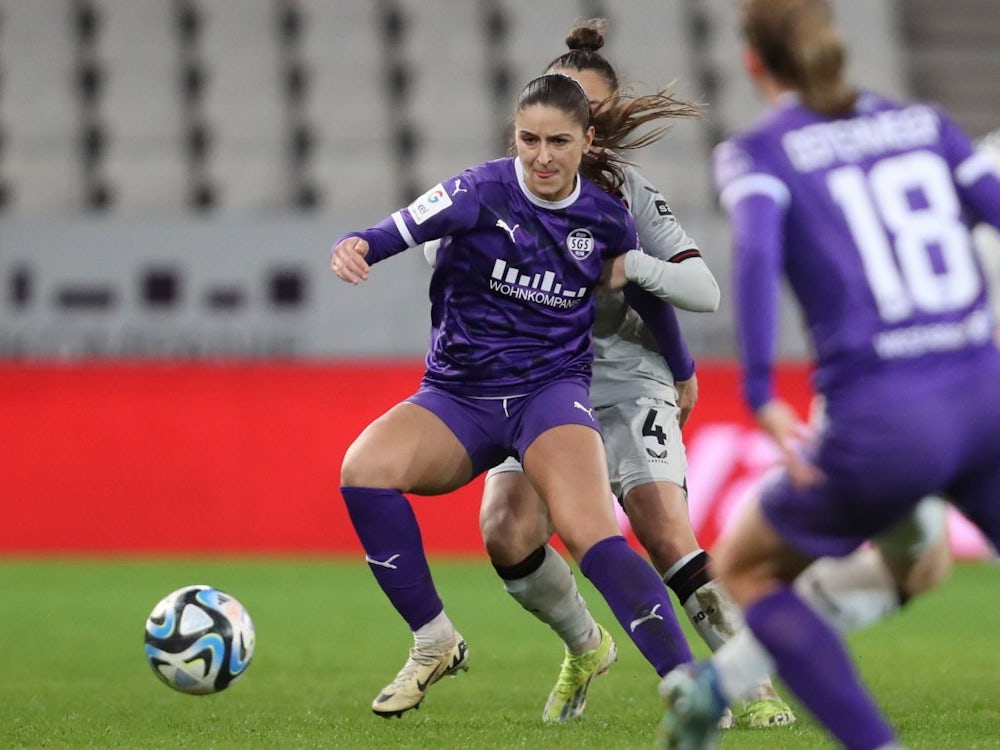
872, 496, 952, 596
480, 460, 553, 565
712, 495, 815, 606
522, 423, 619, 561
341, 401, 472, 493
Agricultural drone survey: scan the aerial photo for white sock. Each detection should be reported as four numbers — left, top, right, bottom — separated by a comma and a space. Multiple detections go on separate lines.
413, 611, 455, 649
680, 578, 744, 652
794, 548, 901, 632
713, 628, 776, 704
682, 579, 781, 701
663, 550, 739, 652
503, 545, 599, 654
711, 548, 901, 704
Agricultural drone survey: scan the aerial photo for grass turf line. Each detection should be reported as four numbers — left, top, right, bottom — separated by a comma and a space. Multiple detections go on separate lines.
0, 558, 998, 749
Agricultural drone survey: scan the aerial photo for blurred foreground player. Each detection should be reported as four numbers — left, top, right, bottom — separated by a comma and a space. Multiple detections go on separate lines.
657, 1, 1000, 748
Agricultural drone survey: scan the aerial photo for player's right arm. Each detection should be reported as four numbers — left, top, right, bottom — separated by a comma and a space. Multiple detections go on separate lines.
715, 140, 786, 415
330, 175, 479, 282
715, 139, 820, 486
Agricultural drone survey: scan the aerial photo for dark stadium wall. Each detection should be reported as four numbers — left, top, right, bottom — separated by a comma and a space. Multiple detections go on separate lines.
1, 361, 990, 558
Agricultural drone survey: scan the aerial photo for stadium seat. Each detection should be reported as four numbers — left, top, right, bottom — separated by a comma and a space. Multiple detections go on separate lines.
398, 0, 498, 183
198, 0, 288, 212
2, 0, 82, 212
100, 0, 189, 213
297, 0, 396, 216
604, 0, 713, 212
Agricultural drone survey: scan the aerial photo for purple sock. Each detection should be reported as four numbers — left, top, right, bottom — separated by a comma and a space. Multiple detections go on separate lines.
746, 586, 896, 750
580, 536, 693, 676
341, 486, 443, 630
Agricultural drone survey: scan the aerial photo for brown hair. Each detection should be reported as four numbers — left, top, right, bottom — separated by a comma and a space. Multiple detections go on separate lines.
546, 18, 619, 92
523, 19, 701, 192
740, 0, 857, 116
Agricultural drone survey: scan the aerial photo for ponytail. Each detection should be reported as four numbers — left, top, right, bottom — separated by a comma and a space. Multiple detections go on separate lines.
741, 0, 856, 116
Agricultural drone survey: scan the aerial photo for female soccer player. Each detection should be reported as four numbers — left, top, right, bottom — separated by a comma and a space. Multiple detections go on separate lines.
331, 72, 700, 719
658, 1, 1000, 748
468, 19, 793, 728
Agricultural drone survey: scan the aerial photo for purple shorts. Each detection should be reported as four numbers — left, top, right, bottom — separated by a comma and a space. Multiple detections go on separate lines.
407, 378, 601, 477
762, 356, 1000, 558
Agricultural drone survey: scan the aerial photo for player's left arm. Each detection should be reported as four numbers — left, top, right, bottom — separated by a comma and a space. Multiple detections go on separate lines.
621, 283, 699, 426
621, 285, 696, 385
970, 129, 1000, 340
600, 210, 698, 392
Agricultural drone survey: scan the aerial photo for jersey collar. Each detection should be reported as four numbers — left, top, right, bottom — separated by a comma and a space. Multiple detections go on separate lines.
513, 157, 581, 209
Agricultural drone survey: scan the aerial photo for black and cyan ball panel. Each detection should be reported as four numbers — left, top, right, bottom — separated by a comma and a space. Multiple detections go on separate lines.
144, 584, 255, 695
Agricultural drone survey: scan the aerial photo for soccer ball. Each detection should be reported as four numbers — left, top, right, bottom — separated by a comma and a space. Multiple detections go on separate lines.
144, 584, 255, 695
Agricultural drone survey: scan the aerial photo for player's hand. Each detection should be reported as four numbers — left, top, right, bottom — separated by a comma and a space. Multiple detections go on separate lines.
598, 253, 629, 292
330, 237, 371, 284
675, 373, 698, 428
755, 399, 823, 487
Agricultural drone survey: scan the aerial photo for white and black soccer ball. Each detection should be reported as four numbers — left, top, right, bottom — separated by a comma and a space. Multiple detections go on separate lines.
144, 584, 255, 695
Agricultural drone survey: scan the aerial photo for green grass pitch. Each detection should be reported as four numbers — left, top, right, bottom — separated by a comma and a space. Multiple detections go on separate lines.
1, 557, 998, 749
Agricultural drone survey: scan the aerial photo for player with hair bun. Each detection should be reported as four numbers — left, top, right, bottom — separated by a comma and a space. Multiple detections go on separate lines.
464, 18, 795, 728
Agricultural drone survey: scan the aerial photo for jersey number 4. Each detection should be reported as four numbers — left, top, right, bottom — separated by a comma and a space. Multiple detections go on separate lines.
642, 409, 668, 459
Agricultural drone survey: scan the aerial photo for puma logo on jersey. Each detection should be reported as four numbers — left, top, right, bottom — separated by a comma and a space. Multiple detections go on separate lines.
629, 604, 664, 632
451, 179, 468, 196
496, 219, 519, 243
573, 401, 594, 420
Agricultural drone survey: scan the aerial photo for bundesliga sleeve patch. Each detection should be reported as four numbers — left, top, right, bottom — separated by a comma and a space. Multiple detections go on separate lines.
407, 183, 453, 225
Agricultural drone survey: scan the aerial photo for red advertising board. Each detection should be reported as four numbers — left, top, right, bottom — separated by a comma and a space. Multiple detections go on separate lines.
0, 361, 990, 558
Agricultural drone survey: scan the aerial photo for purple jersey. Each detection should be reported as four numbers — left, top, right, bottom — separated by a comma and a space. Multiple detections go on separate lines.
715, 90, 1000, 410
343, 157, 640, 397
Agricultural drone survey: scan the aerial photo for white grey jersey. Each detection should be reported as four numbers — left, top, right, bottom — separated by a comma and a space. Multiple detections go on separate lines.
591, 164, 711, 409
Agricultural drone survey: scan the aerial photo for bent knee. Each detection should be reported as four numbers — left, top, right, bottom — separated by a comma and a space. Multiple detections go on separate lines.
340, 444, 398, 489
480, 509, 546, 566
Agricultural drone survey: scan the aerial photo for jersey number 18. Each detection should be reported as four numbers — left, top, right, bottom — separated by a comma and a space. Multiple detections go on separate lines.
828, 150, 982, 323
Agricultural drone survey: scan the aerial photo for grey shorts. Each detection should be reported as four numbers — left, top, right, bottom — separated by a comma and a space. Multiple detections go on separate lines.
599, 396, 687, 500
486, 395, 686, 501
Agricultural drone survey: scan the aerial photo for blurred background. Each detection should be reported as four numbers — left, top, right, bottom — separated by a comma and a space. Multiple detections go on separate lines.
1, 0, 997, 557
